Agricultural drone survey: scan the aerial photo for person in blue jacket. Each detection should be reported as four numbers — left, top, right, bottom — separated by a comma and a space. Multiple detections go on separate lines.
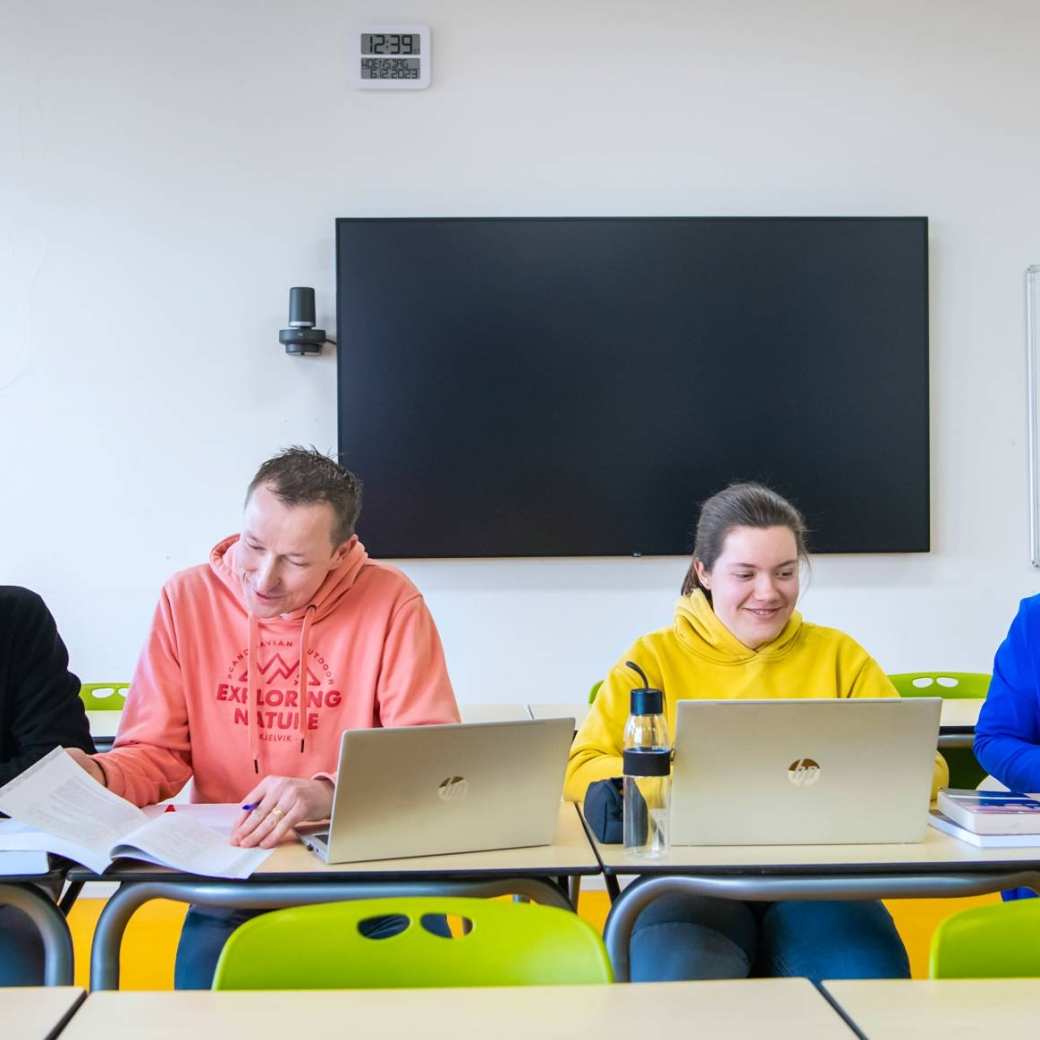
974, 595, 1040, 793
973, 594, 1040, 899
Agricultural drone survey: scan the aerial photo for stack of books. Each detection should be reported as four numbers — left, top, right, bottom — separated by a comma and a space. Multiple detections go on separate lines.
929, 788, 1040, 847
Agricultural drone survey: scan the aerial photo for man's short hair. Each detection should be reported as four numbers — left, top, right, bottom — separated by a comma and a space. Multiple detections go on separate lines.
246, 447, 362, 546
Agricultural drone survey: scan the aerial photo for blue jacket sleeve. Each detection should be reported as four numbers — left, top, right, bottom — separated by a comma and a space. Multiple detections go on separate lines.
974, 596, 1040, 793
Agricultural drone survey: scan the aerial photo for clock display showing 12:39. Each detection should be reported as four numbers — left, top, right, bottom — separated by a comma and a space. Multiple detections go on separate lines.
354, 25, 431, 90
362, 33, 420, 55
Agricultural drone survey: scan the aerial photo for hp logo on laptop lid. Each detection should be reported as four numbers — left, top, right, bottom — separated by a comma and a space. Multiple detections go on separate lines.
438, 776, 469, 801
787, 758, 821, 787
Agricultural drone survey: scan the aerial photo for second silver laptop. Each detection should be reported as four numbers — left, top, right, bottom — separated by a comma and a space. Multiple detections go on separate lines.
301, 717, 575, 863
670, 697, 942, 845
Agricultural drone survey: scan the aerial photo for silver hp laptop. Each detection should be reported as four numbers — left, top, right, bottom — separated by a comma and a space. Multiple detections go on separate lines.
670, 698, 942, 845
300, 717, 574, 863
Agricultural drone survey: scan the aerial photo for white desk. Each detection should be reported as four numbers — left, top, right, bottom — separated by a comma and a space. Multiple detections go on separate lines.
823, 978, 1040, 1038
85, 710, 120, 750
249, 801, 598, 878
457, 703, 531, 723
88, 704, 532, 748
64, 979, 851, 1040
530, 699, 987, 748
939, 699, 983, 728
1, 987, 84, 1040
76, 803, 600, 990
937, 699, 984, 748
529, 703, 588, 725
90, 702, 986, 743
589, 819, 1040, 981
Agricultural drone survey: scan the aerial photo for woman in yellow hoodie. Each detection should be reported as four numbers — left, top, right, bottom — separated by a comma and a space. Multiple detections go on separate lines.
566, 482, 947, 983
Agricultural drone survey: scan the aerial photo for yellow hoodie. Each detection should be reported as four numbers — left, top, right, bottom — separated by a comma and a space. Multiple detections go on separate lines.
564, 590, 948, 801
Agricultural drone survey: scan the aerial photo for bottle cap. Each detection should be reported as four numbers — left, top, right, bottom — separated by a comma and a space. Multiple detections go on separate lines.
630, 687, 663, 716
624, 660, 664, 716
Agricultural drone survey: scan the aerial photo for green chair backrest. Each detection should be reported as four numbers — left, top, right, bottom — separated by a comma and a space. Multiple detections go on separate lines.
930, 898, 1040, 978
588, 680, 603, 704
212, 896, 613, 990
79, 682, 130, 710
889, 672, 991, 789
888, 672, 990, 699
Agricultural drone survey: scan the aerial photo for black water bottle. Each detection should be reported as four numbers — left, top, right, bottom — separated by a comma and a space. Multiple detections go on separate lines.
622, 661, 671, 857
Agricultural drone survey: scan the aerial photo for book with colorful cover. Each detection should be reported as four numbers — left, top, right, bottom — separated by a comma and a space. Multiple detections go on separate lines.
929, 810, 1040, 848
937, 788, 1040, 835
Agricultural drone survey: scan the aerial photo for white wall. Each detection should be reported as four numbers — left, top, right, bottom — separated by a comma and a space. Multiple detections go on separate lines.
3, 0, 1039, 703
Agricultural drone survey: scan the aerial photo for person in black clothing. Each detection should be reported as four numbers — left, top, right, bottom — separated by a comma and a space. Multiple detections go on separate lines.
0, 586, 94, 985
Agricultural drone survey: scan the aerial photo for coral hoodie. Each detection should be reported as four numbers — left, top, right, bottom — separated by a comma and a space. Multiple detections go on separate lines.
96, 535, 459, 806
564, 590, 948, 801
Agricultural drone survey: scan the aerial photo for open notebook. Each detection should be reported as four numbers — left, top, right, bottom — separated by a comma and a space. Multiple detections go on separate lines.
0, 748, 270, 879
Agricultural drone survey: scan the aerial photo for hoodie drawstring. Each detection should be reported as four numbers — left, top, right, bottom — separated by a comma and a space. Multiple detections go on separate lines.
248, 612, 260, 774
297, 605, 316, 754
246, 605, 317, 772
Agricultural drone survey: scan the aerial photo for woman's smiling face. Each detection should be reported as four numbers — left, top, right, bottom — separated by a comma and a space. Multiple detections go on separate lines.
694, 525, 800, 649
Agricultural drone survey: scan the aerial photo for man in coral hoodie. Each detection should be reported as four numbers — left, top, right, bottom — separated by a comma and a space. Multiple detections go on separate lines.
68, 446, 459, 985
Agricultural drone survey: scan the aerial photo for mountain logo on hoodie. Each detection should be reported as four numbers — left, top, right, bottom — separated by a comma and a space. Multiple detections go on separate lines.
237, 652, 322, 687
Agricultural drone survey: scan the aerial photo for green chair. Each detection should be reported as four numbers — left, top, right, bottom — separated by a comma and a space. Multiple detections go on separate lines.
588, 680, 603, 704
930, 898, 1040, 978
78, 682, 130, 710
212, 896, 613, 990
888, 672, 990, 699
889, 672, 990, 790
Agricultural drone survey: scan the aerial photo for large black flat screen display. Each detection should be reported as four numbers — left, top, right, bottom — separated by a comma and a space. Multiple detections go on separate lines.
336, 217, 929, 557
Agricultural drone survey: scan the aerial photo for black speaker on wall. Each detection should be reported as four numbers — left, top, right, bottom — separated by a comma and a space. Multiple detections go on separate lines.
280, 287, 328, 355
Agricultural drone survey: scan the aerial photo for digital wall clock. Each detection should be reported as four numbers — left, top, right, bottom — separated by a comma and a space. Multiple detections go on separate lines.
352, 25, 431, 90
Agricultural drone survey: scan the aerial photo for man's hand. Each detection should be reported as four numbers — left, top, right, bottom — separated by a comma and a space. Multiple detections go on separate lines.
65, 748, 106, 786
231, 776, 334, 849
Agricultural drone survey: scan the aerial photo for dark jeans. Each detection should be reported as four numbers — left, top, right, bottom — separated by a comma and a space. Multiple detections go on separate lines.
630, 895, 910, 982
0, 880, 64, 987
0, 906, 45, 986
174, 904, 451, 989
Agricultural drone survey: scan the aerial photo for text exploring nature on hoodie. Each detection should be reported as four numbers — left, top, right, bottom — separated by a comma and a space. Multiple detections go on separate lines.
217, 638, 341, 742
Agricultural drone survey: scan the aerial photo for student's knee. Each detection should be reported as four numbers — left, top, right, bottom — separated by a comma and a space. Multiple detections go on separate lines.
630, 896, 757, 982
0, 908, 45, 987
758, 900, 910, 980
174, 906, 267, 990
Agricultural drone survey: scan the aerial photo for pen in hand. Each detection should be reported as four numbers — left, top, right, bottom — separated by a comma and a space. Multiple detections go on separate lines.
241, 802, 258, 811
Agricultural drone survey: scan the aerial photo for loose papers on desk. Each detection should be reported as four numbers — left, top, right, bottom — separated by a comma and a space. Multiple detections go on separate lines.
0, 747, 270, 878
